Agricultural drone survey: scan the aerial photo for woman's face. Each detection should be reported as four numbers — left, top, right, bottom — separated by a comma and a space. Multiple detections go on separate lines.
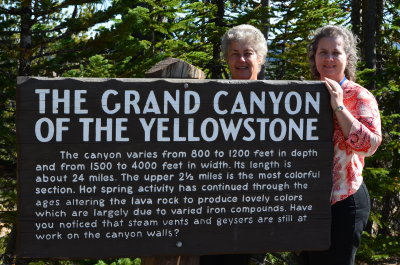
227, 41, 261, 80
315, 36, 347, 82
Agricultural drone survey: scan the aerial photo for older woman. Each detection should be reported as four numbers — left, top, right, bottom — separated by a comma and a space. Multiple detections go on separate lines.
221, 24, 268, 80
299, 25, 382, 265
199, 24, 268, 265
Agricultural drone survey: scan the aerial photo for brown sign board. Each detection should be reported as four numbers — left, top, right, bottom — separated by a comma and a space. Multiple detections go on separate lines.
17, 77, 333, 258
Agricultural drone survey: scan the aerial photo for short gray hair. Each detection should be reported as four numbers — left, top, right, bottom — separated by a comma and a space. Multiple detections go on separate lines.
221, 24, 268, 65
308, 25, 359, 81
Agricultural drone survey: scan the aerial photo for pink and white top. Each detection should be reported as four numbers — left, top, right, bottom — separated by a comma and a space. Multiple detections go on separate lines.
331, 80, 382, 204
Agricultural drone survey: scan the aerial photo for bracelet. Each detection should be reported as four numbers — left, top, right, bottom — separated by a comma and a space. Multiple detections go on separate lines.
334, 106, 345, 112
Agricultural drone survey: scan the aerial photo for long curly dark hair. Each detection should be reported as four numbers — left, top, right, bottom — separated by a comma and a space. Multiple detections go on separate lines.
308, 25, 359, 81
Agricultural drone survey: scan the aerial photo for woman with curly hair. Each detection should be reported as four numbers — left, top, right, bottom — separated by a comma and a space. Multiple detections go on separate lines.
298, 25, 382, 265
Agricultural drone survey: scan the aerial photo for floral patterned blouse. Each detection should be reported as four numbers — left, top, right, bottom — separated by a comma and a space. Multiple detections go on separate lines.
331, 80, 382, 204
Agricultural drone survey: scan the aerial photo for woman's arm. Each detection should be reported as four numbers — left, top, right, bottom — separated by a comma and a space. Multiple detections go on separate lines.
324, 77, 382, 156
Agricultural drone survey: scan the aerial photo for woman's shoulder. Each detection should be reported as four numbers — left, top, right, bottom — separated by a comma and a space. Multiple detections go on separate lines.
345, 80, 376, 100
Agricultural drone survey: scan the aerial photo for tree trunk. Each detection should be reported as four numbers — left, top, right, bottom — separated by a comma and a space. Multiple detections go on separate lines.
279, 1, 289, 79
375, 0, 384, 75
210, 0, 225, 79
361, 0, 377, 89
362, 0, 377, 69
258, 0, 270, 80
379, 194, 394, 236
12, 2, 34, 263
19, 0, 33, 76
351, 0, 361, 38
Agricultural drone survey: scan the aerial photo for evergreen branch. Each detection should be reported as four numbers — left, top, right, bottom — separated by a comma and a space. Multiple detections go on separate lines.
0, 6, 19, 15
33, 0, 101, 17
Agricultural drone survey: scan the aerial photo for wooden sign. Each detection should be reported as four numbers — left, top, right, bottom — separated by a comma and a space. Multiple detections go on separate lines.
17, 77, 333, 258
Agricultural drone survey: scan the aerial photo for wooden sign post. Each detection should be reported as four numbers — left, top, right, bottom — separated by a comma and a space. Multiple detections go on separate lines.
145, 58, 205, 79
16, 76, 333, 261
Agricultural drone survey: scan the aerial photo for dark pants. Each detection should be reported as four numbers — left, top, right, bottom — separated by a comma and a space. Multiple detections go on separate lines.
199, 254, 251, 265
297, 182, 371, 265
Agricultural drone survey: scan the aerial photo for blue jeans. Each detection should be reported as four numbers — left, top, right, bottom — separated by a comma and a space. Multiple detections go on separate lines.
297, 182, 371, 265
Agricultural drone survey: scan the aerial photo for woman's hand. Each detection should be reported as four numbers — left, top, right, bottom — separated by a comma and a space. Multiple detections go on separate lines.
324, 77, 344, 110
324, 77, 354, 138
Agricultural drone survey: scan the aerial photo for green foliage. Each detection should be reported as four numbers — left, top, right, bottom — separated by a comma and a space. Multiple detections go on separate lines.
28, 261, 76, 265
63, 55, 115, 77
25, 258, 141, 265
261, 253, 296, 265
355, 1, 400, 258
0, 3, 18, 261
98, 258, 141, 265
357, 233, 400, 263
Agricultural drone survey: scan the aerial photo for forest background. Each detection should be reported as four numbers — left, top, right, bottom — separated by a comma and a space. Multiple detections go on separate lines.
0, 0, 399, 264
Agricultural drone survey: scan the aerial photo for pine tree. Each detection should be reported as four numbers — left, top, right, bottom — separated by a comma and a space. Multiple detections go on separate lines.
0, 1, 124, 263
266, 0, 345, 80
356, 0, 400, 261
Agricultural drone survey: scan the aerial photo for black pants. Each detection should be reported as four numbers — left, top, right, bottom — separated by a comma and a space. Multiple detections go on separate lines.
297, 182, 371, 265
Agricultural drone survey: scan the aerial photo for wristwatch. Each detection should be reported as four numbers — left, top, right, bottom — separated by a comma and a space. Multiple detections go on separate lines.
334, 106, 345, 112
